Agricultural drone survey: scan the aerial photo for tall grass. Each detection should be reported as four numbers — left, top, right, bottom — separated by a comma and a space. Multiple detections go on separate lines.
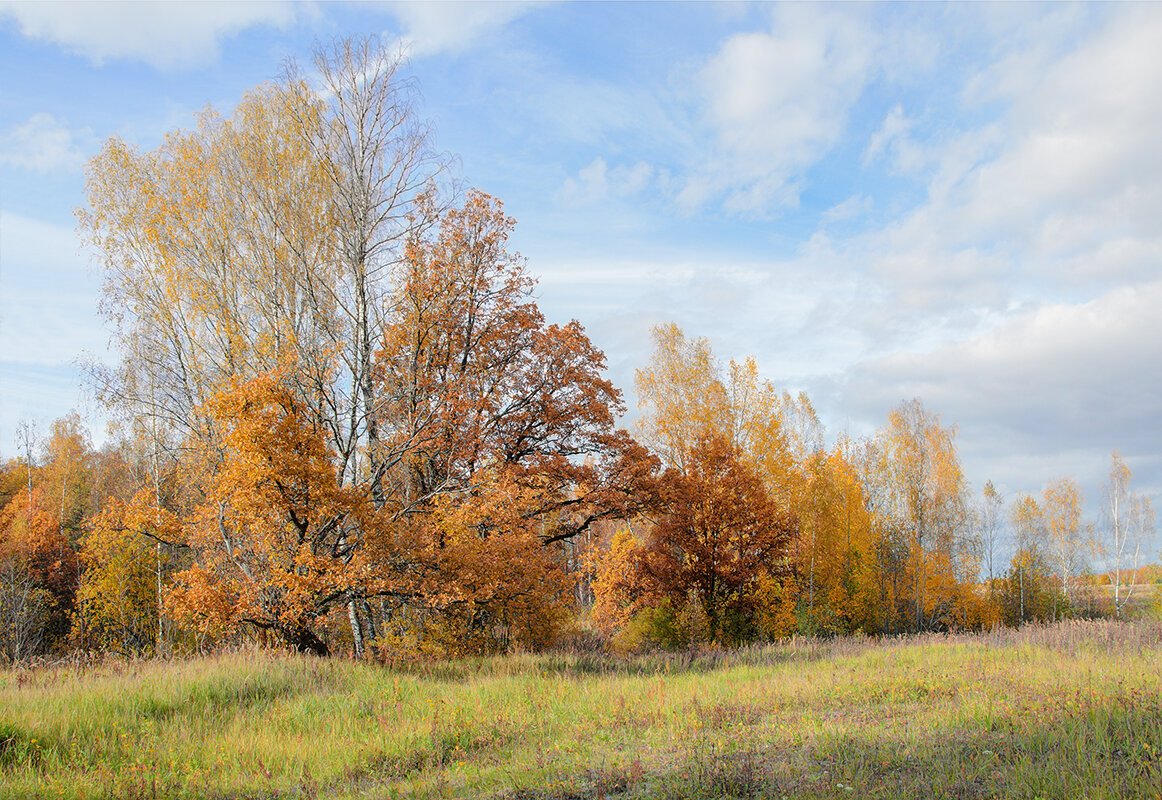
1, 619, 1159, 799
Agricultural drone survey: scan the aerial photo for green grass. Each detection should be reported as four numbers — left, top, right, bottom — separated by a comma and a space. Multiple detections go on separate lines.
1, 619, 1160, 799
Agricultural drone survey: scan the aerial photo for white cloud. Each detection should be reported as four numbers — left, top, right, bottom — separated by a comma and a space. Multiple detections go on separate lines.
881, 6, 1162, 292
555, 157, 654, 207
686, 5, 878, 213
801, 2, 1162, 358
0, 113, 86, 172
840, 281, 1162, 485
821, 194, 873, 224
0, 1, 297, 69
389, 1, 540, 58
862, 104, 910, 168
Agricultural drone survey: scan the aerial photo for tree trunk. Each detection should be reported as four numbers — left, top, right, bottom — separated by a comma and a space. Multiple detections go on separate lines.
283, 624, 330, 656
348, 599, 365, 659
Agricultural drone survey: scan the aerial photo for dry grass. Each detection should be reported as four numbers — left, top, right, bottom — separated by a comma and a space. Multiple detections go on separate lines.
1, 619, 1160, 799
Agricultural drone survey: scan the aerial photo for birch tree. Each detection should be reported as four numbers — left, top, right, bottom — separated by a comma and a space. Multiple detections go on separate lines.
1040, 477, 1087, 618
876, 399, 972, 631
980, 481, 1004, 607
1103, 451, 1156, 618
81, 37, 448, 655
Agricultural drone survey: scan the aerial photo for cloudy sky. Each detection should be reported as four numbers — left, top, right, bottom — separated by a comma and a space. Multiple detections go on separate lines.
1, 1, 1160, 529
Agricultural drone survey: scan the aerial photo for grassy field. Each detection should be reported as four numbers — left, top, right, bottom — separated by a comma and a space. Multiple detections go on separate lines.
1, 620, 1160, 799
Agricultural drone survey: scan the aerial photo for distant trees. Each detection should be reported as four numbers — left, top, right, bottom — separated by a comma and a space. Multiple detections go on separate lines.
5, 355, 1160, 660
979, 481, 1004, 623
594, 326, 993, 648
1040, 477, 1088, 616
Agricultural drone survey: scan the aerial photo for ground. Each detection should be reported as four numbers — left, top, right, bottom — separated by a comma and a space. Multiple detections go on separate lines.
1, 619, 1160, 799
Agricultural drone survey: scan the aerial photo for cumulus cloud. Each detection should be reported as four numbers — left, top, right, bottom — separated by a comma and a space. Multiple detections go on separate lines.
866, 5, 1162, 307
555, 157, 655, 206
837, 281, 1162, 493
0, 1, 297, 69
0, 113, 86, 172
389, 1, 541, 58
683, 5, 878, 214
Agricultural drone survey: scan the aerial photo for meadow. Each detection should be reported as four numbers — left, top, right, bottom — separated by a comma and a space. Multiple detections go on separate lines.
1, 619, 1160, 799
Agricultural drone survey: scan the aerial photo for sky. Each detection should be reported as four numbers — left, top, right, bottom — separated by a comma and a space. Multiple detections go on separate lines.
1, 1, 1160, 541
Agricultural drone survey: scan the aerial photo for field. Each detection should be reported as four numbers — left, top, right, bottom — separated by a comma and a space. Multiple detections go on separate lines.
1, 620, 1160, 800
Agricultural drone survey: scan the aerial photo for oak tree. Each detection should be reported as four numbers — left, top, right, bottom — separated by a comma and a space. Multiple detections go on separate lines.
639, 434, 793, 645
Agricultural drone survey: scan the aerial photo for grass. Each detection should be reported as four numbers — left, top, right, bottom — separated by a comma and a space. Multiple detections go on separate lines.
1, 619, 1160, 799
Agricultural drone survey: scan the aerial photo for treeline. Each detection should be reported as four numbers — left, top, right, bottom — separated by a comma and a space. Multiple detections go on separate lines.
586, 327, 1158, 651
1, 38, 1157, 662
3, 335, 1156, 662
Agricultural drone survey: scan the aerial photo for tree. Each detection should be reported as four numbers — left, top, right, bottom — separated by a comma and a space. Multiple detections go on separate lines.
1102, 451, 1155, 618
376, 191, 651, 542
873, 399, 973, 632
80, 37, 448, 654
39, 412, 95, 541
79, 511, 169, 655
1040, 476, 1087, 618
998, 547, 1060, 626
1008, 494, 1042, 624
0, 486, 80, 656
162, 373, 375, 655
14, 420, 36, 513
80, 37, 652, 657
979, 481, 1004, 618
366, 190, 655, 653
633, 324, 726, 472
86, 185, 649, 657
633, 323, 815, 488
0, 554, 51, 663
638, 434, 793, 645
633, 324, 821, 632
796, 442, 880, 635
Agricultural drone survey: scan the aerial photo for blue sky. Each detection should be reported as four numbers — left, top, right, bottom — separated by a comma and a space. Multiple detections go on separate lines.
1, 1, 1160, 535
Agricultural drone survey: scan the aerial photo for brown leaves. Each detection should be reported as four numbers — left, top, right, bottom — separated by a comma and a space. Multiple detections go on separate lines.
645, 434, 793, 645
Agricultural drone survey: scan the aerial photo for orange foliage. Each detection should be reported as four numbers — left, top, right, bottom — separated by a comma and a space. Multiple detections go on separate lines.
164, 373, 373, 655
632, 435, 793, 645
0, 486, 80, 656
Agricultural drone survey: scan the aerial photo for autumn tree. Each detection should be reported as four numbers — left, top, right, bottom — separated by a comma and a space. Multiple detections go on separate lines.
75, 423, 193, 655
80, 37, 450, 654
632, 325, 814, 626
365, 190, 654, 653
0, 458, 27, 513
1040, 477, 1089, 618
156, 373, 381, 655
81, 37, 446, 445
1008, 494, 1042, 624
871, 399, 974, 632
998, 547, 1060, 626
85, 167, 650, 656
38, 413, 96, 541
979, 481, 1004, 620
634, 324, 816, 485
633, 434, 793, 645
0, 486, 80, 658
795, 441, 882, 635
1101, 451, 1156, 618
80, 510, 172, 654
